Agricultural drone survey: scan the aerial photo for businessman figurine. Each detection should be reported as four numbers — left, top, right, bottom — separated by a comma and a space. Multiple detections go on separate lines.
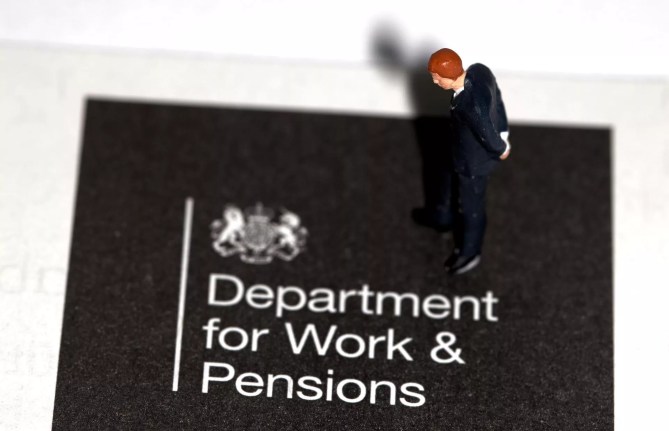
417, 48, 510, 275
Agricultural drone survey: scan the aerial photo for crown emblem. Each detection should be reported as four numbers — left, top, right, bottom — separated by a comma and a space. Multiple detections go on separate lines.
210, 203, 307, 264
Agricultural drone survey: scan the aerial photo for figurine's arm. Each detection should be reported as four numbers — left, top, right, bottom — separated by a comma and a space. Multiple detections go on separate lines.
495, 84, 509, 133
495, 83, 511, 159
462, 100, 507, 157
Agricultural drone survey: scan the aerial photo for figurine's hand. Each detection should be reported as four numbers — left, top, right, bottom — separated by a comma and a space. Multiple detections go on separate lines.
499, 131, 510, 160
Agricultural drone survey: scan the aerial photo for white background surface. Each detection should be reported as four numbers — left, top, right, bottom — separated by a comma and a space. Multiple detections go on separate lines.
1, 2, 668, 429
0, 0, 668, 77
1, 44, 669, 430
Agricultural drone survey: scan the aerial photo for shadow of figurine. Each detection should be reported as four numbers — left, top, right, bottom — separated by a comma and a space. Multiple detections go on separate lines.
370, 22, 457, 232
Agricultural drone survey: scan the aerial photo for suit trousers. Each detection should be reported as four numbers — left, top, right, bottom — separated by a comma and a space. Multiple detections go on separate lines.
421, 160, 489, 257
452, 173, 489, 257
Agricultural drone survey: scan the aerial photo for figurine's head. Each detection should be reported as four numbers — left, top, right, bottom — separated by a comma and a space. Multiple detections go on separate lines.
428, 48, 465, 91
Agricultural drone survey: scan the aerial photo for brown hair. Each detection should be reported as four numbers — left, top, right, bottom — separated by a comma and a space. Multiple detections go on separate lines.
428, 48, 464, 80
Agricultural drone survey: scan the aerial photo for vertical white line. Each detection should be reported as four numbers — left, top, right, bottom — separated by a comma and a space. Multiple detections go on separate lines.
173, 197, 194, 391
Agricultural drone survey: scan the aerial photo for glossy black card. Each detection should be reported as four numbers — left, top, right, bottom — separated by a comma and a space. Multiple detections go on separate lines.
53, 100, 612, 430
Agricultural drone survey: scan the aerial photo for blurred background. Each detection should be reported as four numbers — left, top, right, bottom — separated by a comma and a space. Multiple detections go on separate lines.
1, 0, 668, 77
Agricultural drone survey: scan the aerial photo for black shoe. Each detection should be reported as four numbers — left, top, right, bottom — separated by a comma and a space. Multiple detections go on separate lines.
411, 208, 452, 232
445, 254, 481, 275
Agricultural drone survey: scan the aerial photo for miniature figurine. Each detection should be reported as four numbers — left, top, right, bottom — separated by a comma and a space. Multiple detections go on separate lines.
418, 48, 510, 275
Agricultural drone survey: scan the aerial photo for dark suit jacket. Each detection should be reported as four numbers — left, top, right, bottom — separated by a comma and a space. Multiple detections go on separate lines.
450, 63, 509, 176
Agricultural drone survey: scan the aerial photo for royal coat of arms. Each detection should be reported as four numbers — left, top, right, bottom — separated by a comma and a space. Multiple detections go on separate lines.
210, 203, 307, 264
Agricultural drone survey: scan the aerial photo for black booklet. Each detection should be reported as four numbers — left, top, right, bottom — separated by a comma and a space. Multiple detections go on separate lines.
53, 100, 612, 429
